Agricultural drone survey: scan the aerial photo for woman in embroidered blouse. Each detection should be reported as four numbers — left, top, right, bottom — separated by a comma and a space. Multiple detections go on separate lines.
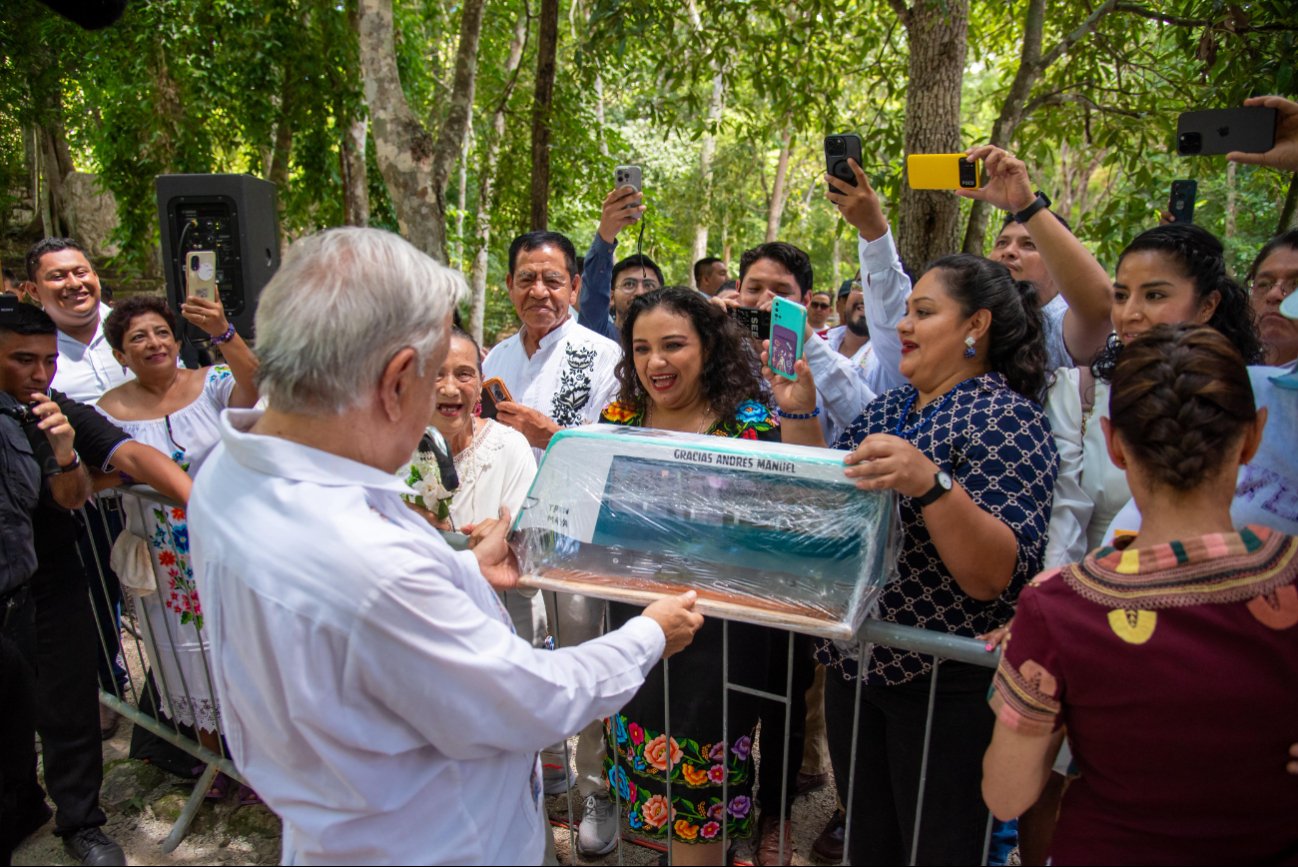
96, 294, 258, 799
417, 326, 545, 645
983, 325, 1298, 864
599, 287, 777, 865
771, 254, 1058, 865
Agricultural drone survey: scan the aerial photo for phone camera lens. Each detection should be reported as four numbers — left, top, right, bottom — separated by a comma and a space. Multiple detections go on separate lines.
826, 137, 846, 157
1178, 132, 1202, 155
189, 256, 200, 271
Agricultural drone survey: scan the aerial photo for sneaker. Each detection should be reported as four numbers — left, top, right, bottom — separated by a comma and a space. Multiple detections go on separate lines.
577, 792, 618, 857
542, 762, 575, 796
61, 827, 126, 866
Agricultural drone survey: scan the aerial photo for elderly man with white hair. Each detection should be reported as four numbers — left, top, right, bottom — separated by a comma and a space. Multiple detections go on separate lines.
187, 227, 703, 866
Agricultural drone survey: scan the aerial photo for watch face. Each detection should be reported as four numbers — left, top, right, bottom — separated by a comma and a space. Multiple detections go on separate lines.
937, 470, 953, 490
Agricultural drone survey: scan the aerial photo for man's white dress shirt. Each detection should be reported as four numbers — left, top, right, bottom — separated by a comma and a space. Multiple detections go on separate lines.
52, 303, 133, 404
804, 230, 911, 442
189, 409, 665, 865
483, 317, 620, 450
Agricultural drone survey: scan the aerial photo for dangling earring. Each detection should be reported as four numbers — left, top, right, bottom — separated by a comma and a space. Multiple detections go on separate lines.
963, 335, 977, 359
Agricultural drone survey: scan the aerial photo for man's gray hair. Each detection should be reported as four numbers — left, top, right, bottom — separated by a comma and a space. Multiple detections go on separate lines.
254, 227, 465, 414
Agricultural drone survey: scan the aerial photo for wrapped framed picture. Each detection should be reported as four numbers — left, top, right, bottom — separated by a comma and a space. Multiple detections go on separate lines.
511, 425, 899, 639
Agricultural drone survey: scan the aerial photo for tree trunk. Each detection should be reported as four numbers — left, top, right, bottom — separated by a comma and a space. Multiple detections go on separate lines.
1278, 173, 1298, 234
960, 0, 1118, 253
765, 129, 793, 242
358, 0, 485, 261
897, 0, 970, 273
1225, 160, 1237, 239
691, 70, 725, 284
529, 0, 560, 230
456, 120, 471, 269
340, 117, 370, 226
962, 0, 1044, 254
470, 13, 530, 342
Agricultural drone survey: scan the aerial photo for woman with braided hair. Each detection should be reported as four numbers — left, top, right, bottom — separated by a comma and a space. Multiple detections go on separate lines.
983, 324, 1298, 864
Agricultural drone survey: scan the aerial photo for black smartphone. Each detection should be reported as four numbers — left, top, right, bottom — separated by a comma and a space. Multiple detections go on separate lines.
1176, 107, 1277, 156
1168, 180, 1197, 224
730, 306, 772, 339
479, 377, 512, 420
825, 133, 864, 193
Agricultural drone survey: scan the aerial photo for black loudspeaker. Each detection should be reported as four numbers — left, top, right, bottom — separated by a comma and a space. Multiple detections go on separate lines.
155, 174, 279, 366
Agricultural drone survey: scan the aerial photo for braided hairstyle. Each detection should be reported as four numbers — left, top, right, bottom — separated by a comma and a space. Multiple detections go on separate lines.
925, 254, 1049, 402
614, 287, 767, 421
1109, 324, 1256, 492
1093, 223, 1264, 381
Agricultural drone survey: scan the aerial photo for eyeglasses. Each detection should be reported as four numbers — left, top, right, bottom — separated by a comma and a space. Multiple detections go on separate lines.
616, 278, 661, 293
809, 301, 831, 310
1250, 277, 1297, 298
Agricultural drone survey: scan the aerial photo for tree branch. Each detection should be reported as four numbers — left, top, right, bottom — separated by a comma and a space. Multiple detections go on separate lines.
1040, 0, 1120, 69
1113, 2, 1298, 32
887, 0, 911, 28
431, 0, 487, 192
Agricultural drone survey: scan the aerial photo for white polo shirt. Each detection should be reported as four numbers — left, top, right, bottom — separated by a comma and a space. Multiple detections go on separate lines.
51, 303, 133, 404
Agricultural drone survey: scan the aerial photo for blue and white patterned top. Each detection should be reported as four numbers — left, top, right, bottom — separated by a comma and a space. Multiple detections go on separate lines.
822, 372, 1059, 685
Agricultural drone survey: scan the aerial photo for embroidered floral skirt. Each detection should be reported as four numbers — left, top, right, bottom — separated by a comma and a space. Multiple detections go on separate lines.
604, 608, 770, 843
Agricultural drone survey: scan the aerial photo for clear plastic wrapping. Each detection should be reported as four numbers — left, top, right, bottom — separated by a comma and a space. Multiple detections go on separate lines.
511, 425, 899, 639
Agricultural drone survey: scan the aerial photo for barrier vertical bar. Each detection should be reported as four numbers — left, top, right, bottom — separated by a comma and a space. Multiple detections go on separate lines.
908, 657, 942, 866
839, 639, 866, 866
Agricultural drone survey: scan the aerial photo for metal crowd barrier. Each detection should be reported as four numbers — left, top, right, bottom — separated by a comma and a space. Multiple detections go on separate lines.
80, 488, 246, 853
546, 602, 1002, 866
79, 490, 1001, 863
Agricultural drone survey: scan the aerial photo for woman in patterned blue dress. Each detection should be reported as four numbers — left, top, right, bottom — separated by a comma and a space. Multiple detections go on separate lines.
770, 254, 1059, 865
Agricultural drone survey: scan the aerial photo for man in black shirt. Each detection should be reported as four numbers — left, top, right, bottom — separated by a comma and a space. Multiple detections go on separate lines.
0, 302, 190, 866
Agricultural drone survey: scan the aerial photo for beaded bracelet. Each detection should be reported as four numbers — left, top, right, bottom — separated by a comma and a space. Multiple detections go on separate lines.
776, 406, 820, 420
211, 323, 237, 345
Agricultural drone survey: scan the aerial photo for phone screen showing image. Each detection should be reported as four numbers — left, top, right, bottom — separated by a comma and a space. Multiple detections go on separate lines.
769, 296, 807, 381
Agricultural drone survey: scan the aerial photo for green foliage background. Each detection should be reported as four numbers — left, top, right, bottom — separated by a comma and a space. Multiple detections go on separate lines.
1, 0, 1293, 341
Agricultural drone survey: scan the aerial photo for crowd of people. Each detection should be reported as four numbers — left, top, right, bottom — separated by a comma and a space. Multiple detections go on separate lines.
1, 93, 1296, 867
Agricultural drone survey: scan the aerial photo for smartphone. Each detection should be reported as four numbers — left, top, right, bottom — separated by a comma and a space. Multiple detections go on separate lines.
185, 250, 218, 301
906, 154, 983, 190
1168, 179, 1197, 224
824, 133, 864, 193
769, 296, 807, 381
730, 306, 772, 340
479, 377, 512, 420
1176, 107, 1277, 156
614, 165, 643, 193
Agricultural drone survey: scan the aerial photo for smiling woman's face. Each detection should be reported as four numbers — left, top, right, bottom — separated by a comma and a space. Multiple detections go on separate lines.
117, 312, 178, 374
1112, 250, 1217, 345
429, 334, 481, 444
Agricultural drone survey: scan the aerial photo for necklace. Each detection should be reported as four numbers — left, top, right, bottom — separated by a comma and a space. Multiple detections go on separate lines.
893, 380, 970, 440
644, 402, 717, 434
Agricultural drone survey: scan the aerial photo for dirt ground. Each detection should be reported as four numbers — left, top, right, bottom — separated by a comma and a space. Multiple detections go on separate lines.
12, 719, 843, 867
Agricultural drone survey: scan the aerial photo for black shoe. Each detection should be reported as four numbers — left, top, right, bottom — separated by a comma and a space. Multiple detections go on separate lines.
62, 827, 126, 866
811, 810, 845, 863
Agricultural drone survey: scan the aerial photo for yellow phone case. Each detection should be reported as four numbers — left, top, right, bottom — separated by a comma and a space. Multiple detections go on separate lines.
906, 154, 983, 190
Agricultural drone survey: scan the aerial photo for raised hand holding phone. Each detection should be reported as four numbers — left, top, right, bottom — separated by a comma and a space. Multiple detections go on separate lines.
1226, 96, 1298, 172
953, 146, 1035, 212
768, 296, 807, 380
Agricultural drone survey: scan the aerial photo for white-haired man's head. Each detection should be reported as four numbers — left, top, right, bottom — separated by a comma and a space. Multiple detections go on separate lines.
255, 227, 465, 415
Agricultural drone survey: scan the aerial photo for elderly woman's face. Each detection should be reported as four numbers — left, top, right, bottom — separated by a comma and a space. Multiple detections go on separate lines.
632, 307, 705, 415
117, 312, 178, 375
430, 335, 481, 443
